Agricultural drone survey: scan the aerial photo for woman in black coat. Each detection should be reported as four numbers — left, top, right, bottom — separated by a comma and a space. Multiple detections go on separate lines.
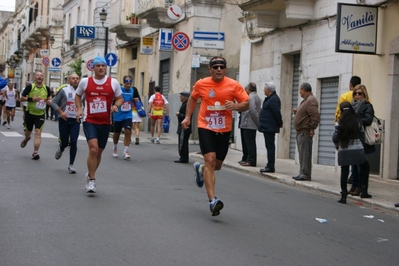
333, 102, 367, 204
350, 84, 374, 198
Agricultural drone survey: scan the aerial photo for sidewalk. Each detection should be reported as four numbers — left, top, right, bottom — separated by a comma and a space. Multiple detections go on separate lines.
140, 132, 399, 212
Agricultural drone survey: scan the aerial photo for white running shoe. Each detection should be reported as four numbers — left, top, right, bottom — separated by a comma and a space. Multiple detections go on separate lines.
85, 173, 96, 193
112, 148, 118, 158
123, 151, 131, 160
150, 138, 154, 143
68, 165, 76, 174
155, 138, 160, 144
6, 124, 10, 129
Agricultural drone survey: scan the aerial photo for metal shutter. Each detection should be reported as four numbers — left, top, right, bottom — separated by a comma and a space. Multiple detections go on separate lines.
317, 77, 339, 165
289, 54, 300, 159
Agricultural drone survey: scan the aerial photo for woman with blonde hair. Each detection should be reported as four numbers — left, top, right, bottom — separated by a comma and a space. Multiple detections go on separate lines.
350, 84, 375, 198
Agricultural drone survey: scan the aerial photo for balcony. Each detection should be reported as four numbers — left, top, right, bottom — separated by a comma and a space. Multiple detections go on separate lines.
239, 0, 314, 28
21, 16, 50, 50
137, 0, 178, 28
108, 0, 141, 41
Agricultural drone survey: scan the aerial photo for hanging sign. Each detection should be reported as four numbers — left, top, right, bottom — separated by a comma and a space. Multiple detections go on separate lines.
335, 3, 378, 54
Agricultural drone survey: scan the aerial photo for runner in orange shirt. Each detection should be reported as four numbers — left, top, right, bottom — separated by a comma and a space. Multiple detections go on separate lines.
182, 56, 249, 216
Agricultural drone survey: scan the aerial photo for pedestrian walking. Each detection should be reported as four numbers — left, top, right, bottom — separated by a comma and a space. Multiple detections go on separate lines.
131, 84, 143, 145
258, 82, 283, 173
182, 56, 249, 216
75, 56, 123, 193
51, 73, 81, 174
292, 82, 320, 181
239, 82, 261, 167
20, 71, 52, 160
175, 91, 191, 163
333, 102, 368, 204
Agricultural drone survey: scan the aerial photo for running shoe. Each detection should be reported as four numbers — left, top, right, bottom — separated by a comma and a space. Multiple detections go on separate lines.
112, 148, 118, 158
209, 197, 224, 216
85, 173, 96, 193
68, 165, 76, 174
20, 136, 31, 148
31, 152, 40, 160
6, 124, 10, 129
55, 148, 63, 160
2, 121, 6, 126
193, 162, 204, 188
156, 138, 160, 144
123, 151, 131, 160
150, 138, 154, 143
135, 137, 139, 145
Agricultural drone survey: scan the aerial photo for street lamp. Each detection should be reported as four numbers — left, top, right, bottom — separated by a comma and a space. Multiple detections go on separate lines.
99, 8, 108, 56
49, 35, 65, 52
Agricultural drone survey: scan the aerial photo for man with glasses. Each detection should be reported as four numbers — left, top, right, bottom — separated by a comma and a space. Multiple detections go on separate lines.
182, 56, 249, 216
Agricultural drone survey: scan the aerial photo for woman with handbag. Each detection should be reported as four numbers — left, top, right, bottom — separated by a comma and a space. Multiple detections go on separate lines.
350, 84, 374, 198
333, 102, 368, 204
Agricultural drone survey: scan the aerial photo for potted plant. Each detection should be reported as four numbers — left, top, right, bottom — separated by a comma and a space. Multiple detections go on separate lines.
126, 13, 139, 24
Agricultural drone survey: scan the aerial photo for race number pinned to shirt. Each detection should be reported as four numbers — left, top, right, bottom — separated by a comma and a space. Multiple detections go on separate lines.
121, 101, 131, 112
206, 101, 226, 130
66, 101, 77, 116
89, 97, 107, 114
36, 100, 46, 109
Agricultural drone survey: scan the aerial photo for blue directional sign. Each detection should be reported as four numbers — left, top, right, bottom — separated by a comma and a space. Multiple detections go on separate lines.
159, 28, 173, 51
193, 31, 225, 41
51, 57, 61, 67
105, 53, 117, 67
75, 25, 96, 39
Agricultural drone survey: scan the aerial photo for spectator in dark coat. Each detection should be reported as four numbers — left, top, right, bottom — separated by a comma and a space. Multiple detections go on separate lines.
333, 102, 367, 204
258, 82, 283, 173
239, 83, 261, 167
350, 84, 374, 198
175, 91, 192, 163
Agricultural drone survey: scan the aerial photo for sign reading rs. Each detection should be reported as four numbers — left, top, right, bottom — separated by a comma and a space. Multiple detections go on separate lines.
75, 25, 96, 39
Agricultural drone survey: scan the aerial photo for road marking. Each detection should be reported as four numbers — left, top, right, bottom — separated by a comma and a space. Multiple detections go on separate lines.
0, 131, 23, 137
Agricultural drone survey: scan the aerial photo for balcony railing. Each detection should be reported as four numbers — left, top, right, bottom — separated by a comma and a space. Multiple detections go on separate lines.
137, 0, 175, 13
21, 16, 50, 44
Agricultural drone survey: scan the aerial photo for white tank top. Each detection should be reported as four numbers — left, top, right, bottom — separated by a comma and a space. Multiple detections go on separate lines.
5, 89, 17, 107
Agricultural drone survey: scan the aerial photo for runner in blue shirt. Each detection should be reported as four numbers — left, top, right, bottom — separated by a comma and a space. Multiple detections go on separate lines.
112, 75, 140, 160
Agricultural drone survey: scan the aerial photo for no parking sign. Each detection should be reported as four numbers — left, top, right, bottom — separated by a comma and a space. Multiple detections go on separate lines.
86, 59, 94, 71
172, 32, 190, 51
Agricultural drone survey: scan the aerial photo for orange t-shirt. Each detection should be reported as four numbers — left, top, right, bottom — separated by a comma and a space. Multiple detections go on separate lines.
191, 77, 248, 133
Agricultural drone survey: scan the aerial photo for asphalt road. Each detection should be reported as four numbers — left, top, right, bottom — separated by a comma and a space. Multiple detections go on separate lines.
1, 110, 398, 266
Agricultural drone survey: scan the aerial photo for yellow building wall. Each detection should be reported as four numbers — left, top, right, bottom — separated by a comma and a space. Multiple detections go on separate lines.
353, 3, 399, 119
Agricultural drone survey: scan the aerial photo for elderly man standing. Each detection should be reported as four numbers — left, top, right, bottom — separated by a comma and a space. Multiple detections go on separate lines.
239, 82, 261, 167
175, 91, 192, 163
258, 82, 283, 173
292, 82, 320, 181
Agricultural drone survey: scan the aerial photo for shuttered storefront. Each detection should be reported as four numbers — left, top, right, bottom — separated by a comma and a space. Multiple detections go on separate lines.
317, 77, 339, 165
289, 54, 301, 159
160, 59, 170, 98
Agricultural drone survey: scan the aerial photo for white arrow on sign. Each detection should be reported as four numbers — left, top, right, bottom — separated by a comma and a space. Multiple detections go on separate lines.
107, 55, 114, 66
194, 32, 224, 40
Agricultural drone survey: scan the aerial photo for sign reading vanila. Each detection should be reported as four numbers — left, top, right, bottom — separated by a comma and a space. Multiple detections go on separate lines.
335, 3, 378, 54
